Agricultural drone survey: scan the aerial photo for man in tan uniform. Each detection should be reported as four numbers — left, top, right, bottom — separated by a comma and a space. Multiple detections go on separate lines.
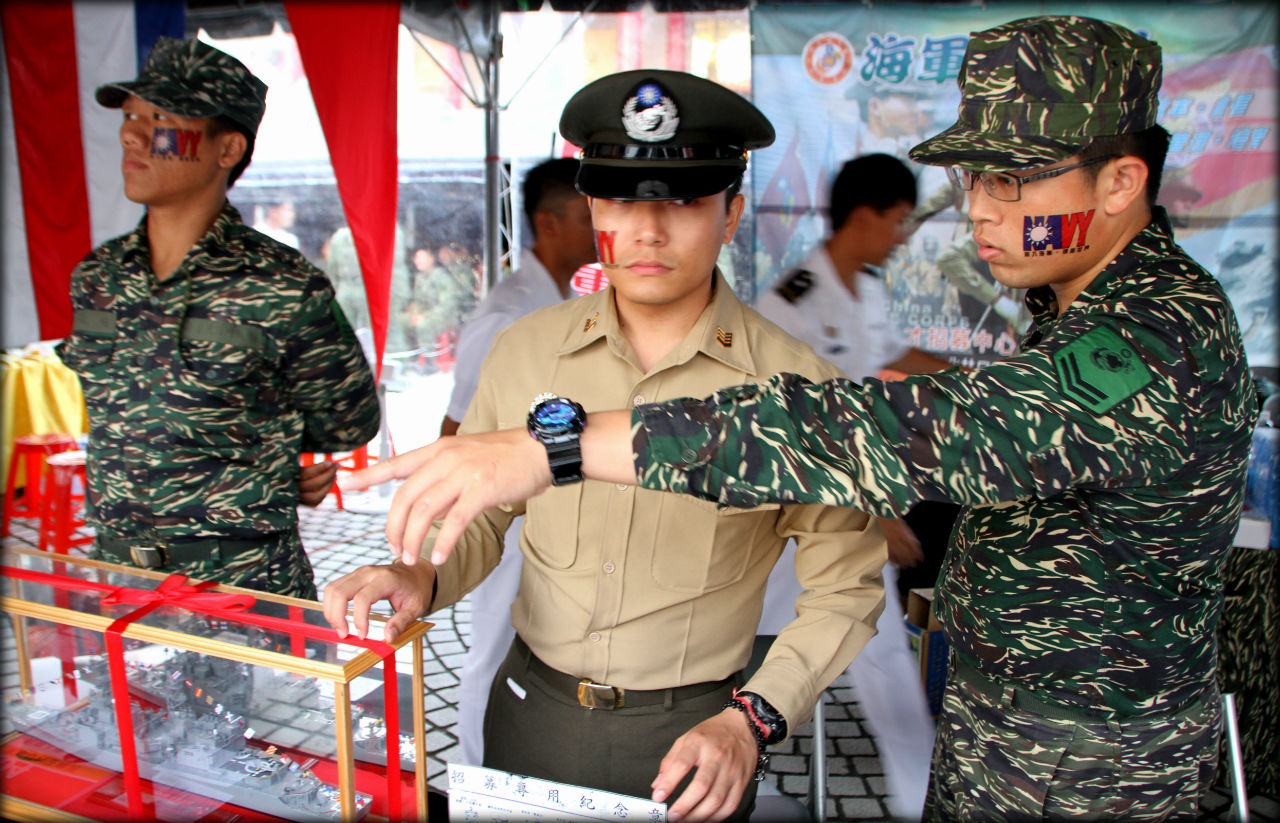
324, 70, 886, 822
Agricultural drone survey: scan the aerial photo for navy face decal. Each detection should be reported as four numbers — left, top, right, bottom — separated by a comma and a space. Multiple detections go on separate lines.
1024, 209, 1095, 257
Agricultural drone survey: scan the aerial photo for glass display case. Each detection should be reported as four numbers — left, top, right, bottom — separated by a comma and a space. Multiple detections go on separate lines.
0, 546, 431, 821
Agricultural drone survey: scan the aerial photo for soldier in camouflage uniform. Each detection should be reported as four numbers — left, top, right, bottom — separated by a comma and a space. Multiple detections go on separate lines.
57, 37, 380, 600
341, 16, 1258, 823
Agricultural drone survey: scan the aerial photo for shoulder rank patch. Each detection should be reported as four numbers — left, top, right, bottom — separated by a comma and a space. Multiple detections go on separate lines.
1052, 326, 1154, 414
774, 269, 815, 304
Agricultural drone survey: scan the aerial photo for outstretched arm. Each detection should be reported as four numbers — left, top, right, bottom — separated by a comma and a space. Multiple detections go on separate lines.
338, 410, 635, 565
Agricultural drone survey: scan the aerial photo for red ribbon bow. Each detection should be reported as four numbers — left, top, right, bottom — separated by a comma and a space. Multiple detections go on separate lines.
100, 573, 257, 613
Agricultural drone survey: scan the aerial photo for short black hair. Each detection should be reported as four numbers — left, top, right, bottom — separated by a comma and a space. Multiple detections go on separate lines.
523, 158, 581, 235
829, 153, 917, 233
206, 115, 254, 188
1078, 125, 1171, 207
723, 173, 743, 210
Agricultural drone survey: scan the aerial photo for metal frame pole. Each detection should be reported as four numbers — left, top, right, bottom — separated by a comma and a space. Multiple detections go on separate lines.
482, 1, 503, 299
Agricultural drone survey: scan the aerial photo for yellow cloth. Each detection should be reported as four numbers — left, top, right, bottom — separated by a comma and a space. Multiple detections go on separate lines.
432, 274, 887, 730
1, 351, 88, 491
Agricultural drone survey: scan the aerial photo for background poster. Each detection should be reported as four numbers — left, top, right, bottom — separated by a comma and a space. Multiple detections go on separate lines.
751, 3, 1277, 370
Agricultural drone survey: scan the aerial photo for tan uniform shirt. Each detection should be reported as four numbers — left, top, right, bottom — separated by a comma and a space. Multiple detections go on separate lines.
429, 273, 887, 728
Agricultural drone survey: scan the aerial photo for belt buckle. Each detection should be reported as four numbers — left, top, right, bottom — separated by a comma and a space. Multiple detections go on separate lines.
128, 544, 166, 569
577, 679, 624, 710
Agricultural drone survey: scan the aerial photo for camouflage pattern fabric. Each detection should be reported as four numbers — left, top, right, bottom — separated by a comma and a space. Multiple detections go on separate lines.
57, 203, 380, 588
1215, 545, 1279, 794
95, 36, 267, 136
98, 532, 318, 600
923, 655, 1221, 821
174, 532, 317, 600
324, 224, 415, 352
410, 263, 469, 347
634, 207, 1257, 718
910, 16, 1162, 171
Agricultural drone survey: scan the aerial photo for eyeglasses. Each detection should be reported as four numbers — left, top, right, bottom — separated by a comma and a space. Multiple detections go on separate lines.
946, 155, 1119, 202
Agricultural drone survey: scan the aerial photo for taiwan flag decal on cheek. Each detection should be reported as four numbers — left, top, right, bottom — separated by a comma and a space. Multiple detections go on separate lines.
595, 230, 618, 267
150, 127, 203, 160
1024, 209, 1095, 256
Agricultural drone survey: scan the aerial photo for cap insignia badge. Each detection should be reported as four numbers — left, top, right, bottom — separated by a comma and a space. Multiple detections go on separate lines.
622, 82, 679, 143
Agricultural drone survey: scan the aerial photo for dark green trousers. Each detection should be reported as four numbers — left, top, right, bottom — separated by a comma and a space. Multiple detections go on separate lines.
483, 637, 757, 821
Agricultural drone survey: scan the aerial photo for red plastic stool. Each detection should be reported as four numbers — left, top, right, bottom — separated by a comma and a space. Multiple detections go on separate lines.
301, 442, 393, 510
3, 432, 77, 536
39, 450, 92, 554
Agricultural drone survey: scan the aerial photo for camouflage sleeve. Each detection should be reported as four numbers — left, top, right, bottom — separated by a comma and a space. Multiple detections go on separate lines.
283, 274, 381, 452
633, 311, 1194, 516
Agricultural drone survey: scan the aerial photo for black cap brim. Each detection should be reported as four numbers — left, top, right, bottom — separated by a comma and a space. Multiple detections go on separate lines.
576, 162, 742, 201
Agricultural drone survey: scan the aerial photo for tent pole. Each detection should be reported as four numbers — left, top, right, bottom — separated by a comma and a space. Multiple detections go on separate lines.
482, 1, 503, 300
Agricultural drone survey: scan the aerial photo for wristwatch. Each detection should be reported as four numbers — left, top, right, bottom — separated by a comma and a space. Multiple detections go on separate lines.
527, 393, 587, 486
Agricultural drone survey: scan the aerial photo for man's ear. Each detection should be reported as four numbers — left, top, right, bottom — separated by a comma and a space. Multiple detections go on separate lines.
533, 209, 557, 240
723, 192, 745, 244
1102, 156, 1148, 215
216, 130, 247, 171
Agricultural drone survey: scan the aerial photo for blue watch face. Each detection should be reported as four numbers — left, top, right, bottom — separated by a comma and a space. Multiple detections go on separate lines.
536, 399, 578, 429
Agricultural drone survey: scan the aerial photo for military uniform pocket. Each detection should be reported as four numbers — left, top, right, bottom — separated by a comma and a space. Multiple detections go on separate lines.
58, 310, 119, 399
178, 318, 266, 388
523, 483, 583, 570
647, 496, 779, 594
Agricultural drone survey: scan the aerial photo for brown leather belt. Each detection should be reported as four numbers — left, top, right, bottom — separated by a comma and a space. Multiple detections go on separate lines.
514, 635, 739, 711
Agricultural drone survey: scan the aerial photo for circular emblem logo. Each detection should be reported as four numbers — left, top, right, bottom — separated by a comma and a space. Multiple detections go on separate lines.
621, 82, 679, 143
571, 264, 609, 296
1091, 346, 1134, 373
803, 32, 854, 85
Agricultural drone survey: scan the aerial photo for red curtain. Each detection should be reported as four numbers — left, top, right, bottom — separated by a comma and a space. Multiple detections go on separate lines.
286, 1, 399, 377
2, 0, 93, 341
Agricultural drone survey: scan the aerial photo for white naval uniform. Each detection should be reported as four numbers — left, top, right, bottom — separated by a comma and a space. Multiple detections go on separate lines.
756, 244, 936, 820
447, 248, 566, 766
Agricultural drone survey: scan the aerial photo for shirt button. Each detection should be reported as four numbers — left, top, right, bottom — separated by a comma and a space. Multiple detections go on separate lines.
602, 561, 615, 574
615, 483, 629, 491
588, 632, 601, 643
632, 394, 645, 406
681, 448, 698, 462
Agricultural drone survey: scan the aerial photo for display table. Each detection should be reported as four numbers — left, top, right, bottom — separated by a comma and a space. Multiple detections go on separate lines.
0, 546, 433, 821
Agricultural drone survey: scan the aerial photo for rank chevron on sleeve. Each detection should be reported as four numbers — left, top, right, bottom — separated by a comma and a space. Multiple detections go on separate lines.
1052, 327, 1155, 414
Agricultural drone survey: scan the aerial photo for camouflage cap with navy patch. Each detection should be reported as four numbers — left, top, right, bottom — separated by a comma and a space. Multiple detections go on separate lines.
560, 69, 774, 201
96, 37, 267, 137
909, 16, 1162, 172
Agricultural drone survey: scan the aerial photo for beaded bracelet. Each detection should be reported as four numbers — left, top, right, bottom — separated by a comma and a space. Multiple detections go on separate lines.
723, 690, 787, 782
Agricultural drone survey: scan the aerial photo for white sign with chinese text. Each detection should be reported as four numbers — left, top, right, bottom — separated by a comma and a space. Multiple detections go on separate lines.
447, 762, 666, 822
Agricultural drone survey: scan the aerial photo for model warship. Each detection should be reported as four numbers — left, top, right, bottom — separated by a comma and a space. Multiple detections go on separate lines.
127, 650, 416, 770
6, 661, 373, 821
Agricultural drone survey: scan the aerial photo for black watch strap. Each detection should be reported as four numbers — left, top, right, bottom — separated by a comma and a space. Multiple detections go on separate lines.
543, 437, 583, 486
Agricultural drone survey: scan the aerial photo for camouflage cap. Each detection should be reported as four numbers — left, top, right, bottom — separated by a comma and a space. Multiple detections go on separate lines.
909, 16, 1162, 171
95, 37, 267, 136
559, 69, 774, 200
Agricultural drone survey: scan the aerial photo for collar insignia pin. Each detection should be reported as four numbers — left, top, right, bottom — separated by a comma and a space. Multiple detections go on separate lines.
584, 312, 599, 333
715, 327, 733, 347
